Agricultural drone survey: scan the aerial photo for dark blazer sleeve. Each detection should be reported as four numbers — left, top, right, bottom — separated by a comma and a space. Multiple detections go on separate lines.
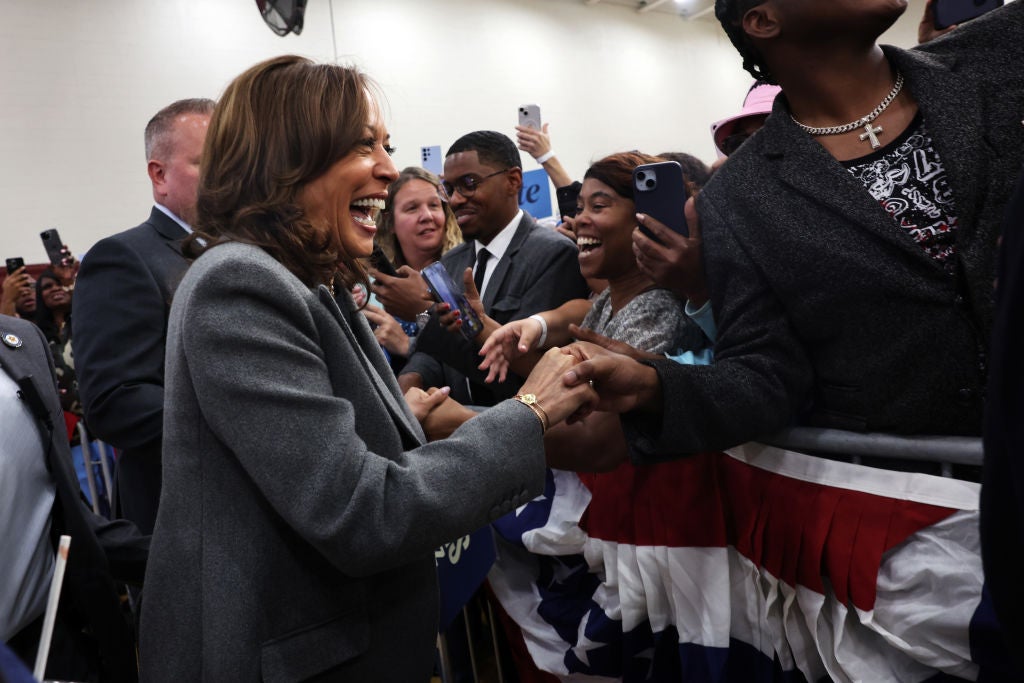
624, 194, 815, 459
981, 162, 1024, 650
73, 235, 171, 450
398, 348, 446, 388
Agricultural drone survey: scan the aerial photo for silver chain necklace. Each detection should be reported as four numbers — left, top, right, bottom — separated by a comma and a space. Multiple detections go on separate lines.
790, 71, 904, 150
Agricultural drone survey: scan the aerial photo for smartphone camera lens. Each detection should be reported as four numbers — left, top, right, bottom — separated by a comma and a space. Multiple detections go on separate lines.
645, 179, 656, 189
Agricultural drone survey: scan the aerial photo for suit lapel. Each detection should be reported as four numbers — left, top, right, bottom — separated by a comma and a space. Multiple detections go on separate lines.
888, 46, 985, 248
481, 214, 532, 310
761, 90, 939, 269
148, 206, 190, 258
316, 287, 426, 447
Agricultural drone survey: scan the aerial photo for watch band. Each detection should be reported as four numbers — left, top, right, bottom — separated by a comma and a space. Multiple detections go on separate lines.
415, 307, 432, 331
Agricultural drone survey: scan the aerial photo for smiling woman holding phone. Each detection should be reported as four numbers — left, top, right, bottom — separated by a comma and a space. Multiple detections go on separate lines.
137, 55, 596, 682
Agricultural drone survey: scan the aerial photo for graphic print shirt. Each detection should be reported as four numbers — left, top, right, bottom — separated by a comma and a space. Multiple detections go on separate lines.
845, 113, 959, 264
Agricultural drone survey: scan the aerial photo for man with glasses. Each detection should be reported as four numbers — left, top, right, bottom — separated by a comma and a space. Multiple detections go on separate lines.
398, 130, 589, 407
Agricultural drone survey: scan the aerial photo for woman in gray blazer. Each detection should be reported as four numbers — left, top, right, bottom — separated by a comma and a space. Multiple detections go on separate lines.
138, 55, 595, 682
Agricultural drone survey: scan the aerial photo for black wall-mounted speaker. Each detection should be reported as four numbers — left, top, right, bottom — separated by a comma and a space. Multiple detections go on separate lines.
255, 0, 308, 36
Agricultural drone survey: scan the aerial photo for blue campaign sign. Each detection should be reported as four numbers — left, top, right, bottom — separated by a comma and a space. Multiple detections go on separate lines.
435, 526, 497, 631
519, 168, 553, 220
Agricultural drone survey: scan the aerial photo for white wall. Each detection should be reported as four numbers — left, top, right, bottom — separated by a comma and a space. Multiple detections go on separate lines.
0, 0, 925, 260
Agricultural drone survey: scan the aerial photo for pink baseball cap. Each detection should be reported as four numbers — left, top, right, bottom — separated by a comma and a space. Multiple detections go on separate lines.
710, 82, 782, 157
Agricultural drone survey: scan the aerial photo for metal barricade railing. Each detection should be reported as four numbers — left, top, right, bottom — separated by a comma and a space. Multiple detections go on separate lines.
760, 427, 983, 477
75, 422, 115, 516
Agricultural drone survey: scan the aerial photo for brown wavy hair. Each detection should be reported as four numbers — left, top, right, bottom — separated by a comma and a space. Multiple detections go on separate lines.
186, 55, 377, 291
375, 167, 462, 268
585, 151, 699, 202
584, 151, 665, 200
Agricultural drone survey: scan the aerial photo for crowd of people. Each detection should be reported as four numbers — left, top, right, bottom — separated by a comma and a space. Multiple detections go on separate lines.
2, 0, 1023, 681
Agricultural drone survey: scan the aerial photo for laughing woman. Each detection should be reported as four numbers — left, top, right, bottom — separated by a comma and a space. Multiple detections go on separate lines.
138, 55, 595, 682
486, 153, 709, 676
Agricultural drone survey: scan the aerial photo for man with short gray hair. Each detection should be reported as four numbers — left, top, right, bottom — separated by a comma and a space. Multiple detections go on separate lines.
73, 97, 214, 534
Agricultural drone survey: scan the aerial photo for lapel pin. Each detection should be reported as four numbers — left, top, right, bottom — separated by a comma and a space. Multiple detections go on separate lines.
2, 332, 23, 348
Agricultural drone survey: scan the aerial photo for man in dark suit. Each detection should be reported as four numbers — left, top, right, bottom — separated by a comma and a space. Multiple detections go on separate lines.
566, 0, 1024, 457
398, 130, 590, 406
72, 98, 214, 534
1, 314, 148, 682
981, 163, 1024, 660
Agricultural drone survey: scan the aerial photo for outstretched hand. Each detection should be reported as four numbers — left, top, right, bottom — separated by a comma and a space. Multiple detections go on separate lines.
53, 246, 79, 286
477, 316, 546, 383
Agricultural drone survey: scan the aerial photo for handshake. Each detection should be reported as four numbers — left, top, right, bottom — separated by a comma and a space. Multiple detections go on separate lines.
404, 341, 662, 443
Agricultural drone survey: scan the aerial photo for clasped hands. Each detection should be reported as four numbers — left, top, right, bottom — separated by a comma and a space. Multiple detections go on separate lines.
404, 339, 661, 442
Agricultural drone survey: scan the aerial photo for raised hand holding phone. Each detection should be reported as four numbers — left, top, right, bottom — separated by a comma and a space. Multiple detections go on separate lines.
5, 257, 25, 276
932, 0, 1002, 30
518, 104, 542, 130
40, 228, 68, 266
633, 195, 708, 306
632, 161, 689, 239
421, 262, 485, 340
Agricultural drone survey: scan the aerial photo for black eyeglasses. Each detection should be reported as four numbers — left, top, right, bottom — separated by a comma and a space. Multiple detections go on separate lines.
441, 168, 511, 199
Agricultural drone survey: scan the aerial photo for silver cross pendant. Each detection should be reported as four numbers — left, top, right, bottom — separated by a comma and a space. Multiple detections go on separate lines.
859, 122, 883, 149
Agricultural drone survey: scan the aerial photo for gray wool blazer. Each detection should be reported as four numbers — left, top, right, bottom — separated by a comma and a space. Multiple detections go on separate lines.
139, 242, 546, 682
629, 1, 1024, 459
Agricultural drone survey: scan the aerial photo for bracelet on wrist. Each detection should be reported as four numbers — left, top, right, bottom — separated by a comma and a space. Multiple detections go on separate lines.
513, 393, 550, 433
528, 314, 548, 348
535, 150, 556, 164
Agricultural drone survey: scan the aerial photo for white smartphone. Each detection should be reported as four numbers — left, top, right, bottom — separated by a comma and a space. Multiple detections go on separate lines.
518, 104, 542, 130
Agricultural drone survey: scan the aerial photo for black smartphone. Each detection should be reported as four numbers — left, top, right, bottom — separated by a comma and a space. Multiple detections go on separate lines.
934, 0, 1002, 29
368, 245, 399, 278
40, 228, 66, 266
421, 262, 484, 340
633, 161, 689, 239
5, 257, 25, 276
556, 182, 582, 219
